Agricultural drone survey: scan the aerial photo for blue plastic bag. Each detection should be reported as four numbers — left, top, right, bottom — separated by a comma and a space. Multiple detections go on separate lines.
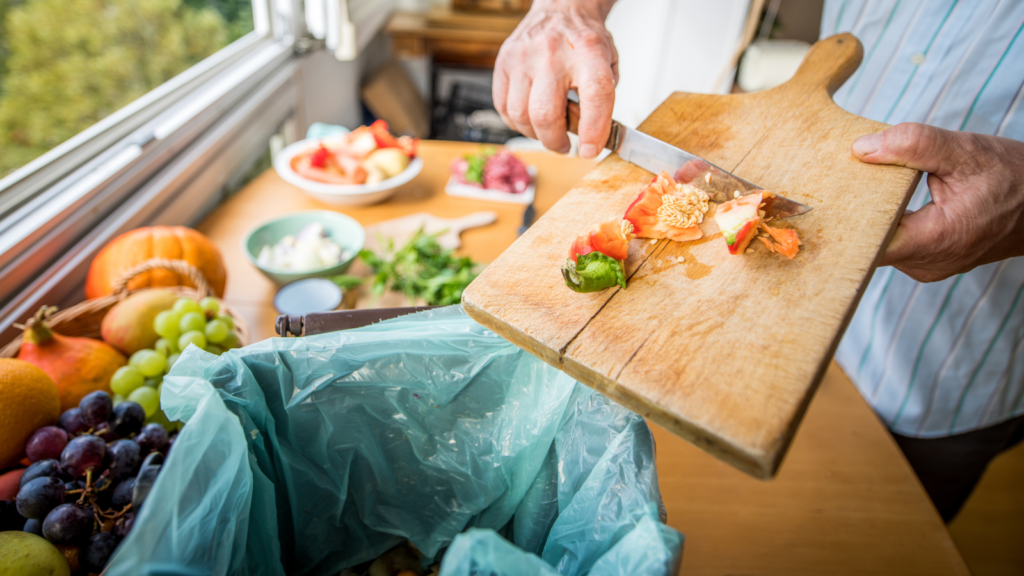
105, 306, 683, 576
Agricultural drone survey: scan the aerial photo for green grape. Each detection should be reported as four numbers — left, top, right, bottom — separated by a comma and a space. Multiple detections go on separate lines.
178, 330, 207, 351
204, 319, 229, 343
112, 394, 126, 407
128, 386, 160, 418
205, 344, 224, 356
172, 298, 202, 315
143, 376, 162, 389
146, 408, 175, 432
220, 332, 240, 350
200, 297, 220, 316
166, 353, 181, 372
110, 366, 144, 396
178, 311, 206, 334
215, 314, 235, 331
130, 349, 167, 378
154, 338, 176, 356
154, 310, 181, 339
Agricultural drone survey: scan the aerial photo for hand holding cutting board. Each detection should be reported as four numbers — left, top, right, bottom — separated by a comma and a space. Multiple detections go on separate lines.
850, 123, 1024, 283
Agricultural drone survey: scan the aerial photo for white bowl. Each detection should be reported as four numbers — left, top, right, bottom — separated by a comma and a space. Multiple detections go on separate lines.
274, 138, 423, 206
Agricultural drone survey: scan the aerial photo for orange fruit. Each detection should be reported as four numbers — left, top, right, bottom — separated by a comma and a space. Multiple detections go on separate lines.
0, 359, 61, 469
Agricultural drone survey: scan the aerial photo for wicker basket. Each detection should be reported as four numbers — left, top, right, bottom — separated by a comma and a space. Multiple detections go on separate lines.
0, 258, 250, 358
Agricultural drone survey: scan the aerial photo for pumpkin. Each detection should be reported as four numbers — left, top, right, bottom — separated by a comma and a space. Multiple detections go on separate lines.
18, 307, 126, 412
85, 226, 227, 299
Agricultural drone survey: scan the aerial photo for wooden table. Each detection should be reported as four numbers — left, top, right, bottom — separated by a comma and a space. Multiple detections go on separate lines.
197, 141, 970, 575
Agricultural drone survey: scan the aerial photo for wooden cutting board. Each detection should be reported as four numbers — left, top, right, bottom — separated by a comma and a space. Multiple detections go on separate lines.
363, 211, 498, 251
461, 34, 921, 479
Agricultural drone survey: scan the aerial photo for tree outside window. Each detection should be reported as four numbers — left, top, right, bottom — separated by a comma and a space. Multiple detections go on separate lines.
0, 0, 254, 176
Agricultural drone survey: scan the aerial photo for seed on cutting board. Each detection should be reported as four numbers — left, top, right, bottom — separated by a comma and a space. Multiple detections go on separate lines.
733, 190, 741, 199
705, 173, 712, 183
676, 256, 685, 263
746, 248, 755, 254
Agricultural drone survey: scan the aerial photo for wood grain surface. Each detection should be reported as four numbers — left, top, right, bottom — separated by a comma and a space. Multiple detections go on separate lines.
462, 34, 922, 479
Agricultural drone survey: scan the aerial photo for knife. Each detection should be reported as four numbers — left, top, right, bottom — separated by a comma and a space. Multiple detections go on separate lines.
565, 102, 811, 220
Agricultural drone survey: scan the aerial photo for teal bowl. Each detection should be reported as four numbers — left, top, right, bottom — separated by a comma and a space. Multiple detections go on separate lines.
242, 210, 365, 285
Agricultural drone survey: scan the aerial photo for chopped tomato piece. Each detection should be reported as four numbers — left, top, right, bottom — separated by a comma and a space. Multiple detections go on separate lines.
308, 144, 330, 168
623, 171, 708, 242
758, 222, 802, 259
368, 119, 399, 149
397, 135, 418, 158
568, 218, 632, 262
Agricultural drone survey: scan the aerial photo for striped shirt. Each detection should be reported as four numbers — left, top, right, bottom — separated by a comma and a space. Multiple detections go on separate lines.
824, 0, 1024, 438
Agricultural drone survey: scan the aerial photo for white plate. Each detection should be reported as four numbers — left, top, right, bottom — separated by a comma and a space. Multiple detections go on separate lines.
444, 166, 537, 205
274, 138, 423, 206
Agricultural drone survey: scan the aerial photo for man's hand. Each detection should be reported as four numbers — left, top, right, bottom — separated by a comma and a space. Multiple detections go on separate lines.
493, 0, 618, 159
853, 123, 1024, 282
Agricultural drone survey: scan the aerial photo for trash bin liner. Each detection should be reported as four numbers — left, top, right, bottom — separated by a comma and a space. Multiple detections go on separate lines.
104, 306, 683, 576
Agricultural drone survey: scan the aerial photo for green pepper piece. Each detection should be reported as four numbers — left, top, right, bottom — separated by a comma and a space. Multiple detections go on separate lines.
561, 252, 627, 293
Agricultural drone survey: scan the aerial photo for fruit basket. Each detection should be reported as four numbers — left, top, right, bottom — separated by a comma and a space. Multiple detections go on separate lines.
0, 258, 249, 359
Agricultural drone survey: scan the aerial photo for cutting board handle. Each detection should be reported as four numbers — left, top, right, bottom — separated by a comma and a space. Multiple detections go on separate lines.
784, 33, 864, 98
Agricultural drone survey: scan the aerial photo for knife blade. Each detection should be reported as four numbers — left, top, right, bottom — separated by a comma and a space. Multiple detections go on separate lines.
565, 102, 811, 220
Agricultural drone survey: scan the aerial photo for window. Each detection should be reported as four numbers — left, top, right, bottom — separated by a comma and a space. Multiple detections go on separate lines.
0, 0, 402, 343
0, 0, 308, 341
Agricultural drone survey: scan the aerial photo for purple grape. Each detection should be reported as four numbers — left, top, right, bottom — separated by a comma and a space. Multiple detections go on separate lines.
25, 426, 69, 462
61, 435, 107, 477
93, 422, 119, 442
104, 440, 141, 480
41, 503, 92, 544
78, 391, 113, 428
81, 531, 119, 572
135, 424, 169, 454
113, 511, 135, 538
63, 479, 84, 493
111, 478, 135, 509
16, 476, 65, 519
20, 459, 64, 488
0, 499, 25, 531
110, 402, 146, 437
58, 408, 90, 436
23, 518, 43, 535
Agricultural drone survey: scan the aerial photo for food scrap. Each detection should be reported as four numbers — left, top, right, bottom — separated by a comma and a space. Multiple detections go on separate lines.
713, 191, 771, 255
290, 120, 417, 185
450, 146, 531, 194
562, 173, 805, 293
758, 222, 802, 259
561, 218, 632, 293
624, 171, 709, 241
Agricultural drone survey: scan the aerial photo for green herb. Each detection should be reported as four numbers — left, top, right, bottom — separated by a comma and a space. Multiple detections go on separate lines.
463, 146, 497, 184
329, 274, 365, 291
359, 229, 481, 306
561, 252, 626, 293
